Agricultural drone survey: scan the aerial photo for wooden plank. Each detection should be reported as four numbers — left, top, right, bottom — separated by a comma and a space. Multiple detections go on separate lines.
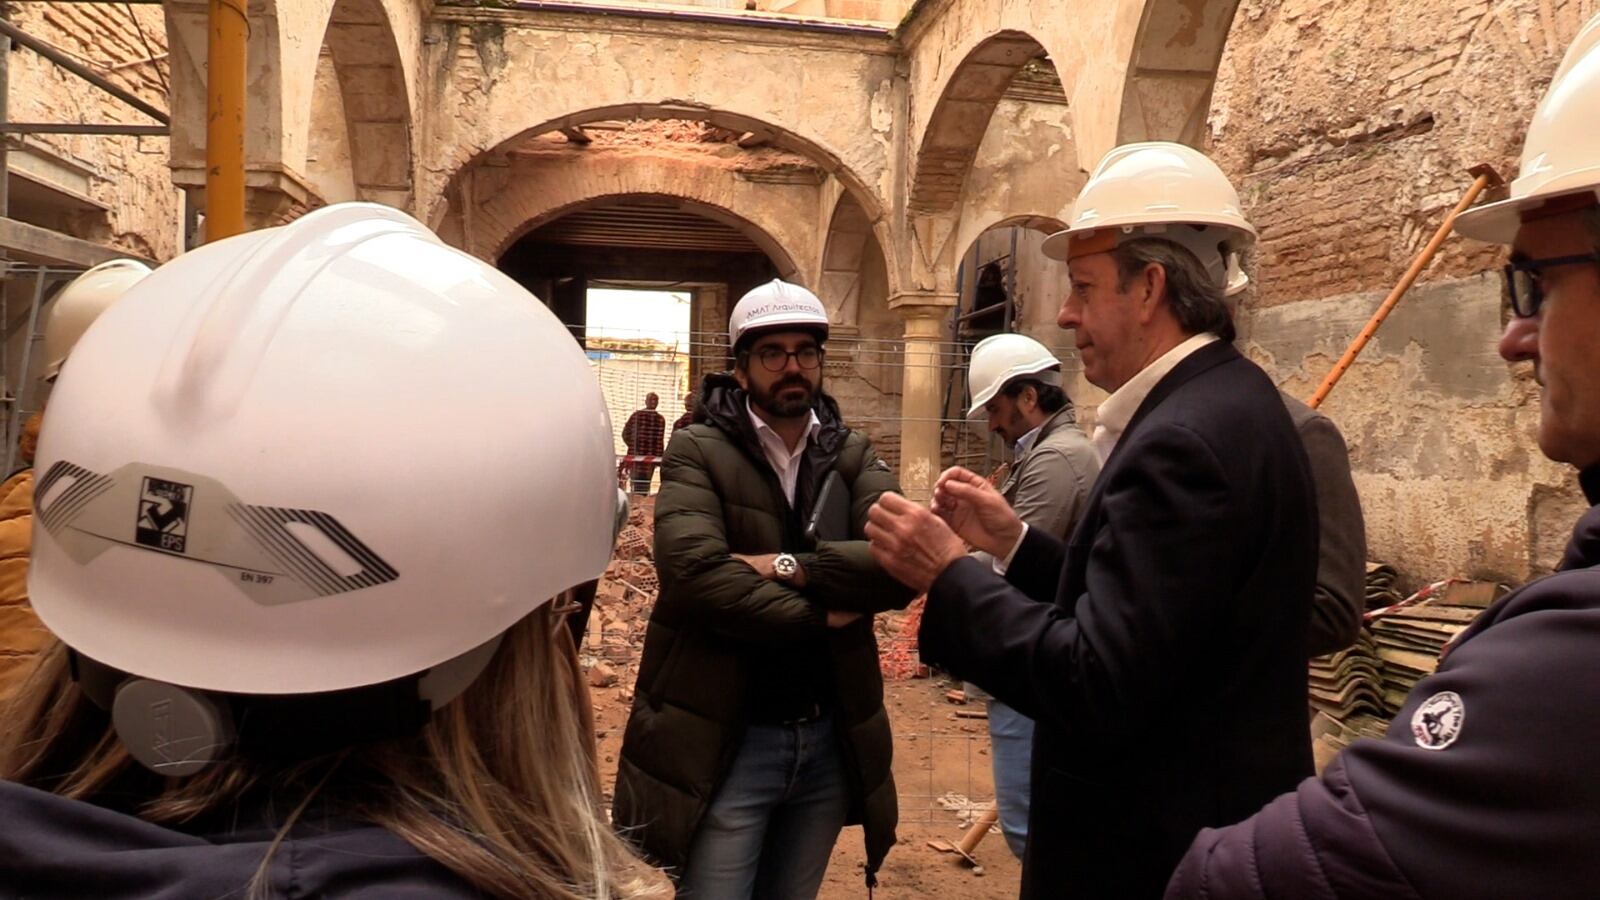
0, 217, 154, 268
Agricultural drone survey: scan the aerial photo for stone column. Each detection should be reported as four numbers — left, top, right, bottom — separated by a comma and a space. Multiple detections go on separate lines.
892, 295, 955, 502
171, 166, 319, 231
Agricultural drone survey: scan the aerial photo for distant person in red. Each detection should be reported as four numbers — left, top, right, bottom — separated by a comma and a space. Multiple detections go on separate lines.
673, 393, 697, 436
622, 393, 667, 494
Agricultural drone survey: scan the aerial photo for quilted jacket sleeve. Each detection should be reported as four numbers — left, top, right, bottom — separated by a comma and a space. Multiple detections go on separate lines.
796, 438, 918, 615
1169, 572, 1600, 900
652, 430, 828, 644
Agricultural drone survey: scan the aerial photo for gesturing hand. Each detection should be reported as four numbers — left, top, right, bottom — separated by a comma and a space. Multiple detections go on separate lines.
864, 492, 968, 594
932, 466, 1024, 558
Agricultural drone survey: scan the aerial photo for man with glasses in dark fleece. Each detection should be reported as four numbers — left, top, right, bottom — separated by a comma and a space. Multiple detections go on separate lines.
613, 280, 914, 898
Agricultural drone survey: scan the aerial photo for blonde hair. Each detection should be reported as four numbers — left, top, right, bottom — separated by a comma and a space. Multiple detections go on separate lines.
0, 604, 658, 899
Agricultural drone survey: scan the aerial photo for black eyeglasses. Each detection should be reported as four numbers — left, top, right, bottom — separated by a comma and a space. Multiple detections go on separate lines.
1504, 253, 1600, 318
748, 345, 824, 372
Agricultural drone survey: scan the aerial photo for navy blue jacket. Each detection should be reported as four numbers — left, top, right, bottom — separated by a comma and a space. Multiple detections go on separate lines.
0, 779, 480, 899
1166, 467, 1600, 900
921, 340, 1319, 899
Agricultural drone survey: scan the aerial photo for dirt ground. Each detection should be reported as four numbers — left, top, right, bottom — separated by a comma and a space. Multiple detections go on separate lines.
591, 672, 1023, 900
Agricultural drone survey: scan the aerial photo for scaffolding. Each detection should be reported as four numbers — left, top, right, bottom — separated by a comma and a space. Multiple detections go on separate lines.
0, 11, 170, 469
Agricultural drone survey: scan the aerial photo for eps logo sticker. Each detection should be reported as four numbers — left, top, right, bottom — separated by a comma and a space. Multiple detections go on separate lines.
1411, 690, 1465, 751
136, 477, 194, 554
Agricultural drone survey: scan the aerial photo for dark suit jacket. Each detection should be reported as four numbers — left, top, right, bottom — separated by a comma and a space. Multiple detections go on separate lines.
1281, 393, 1367, 656
921, 340, 1319, 899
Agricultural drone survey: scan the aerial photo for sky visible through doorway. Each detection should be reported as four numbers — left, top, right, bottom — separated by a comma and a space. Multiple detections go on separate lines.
586, 288, 691, 354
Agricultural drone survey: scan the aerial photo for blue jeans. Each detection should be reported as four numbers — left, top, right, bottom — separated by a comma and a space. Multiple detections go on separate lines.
679, 716, 850, 899
988, 699, 1034, 859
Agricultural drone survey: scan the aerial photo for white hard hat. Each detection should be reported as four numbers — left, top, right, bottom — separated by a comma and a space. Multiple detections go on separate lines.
41, 258, 152, 382
1043, 142, 1257, 296
729, 279, 830, 351
30, 203, 620, 697
1455, 14, 1600, 243
966, 333, 1061, 419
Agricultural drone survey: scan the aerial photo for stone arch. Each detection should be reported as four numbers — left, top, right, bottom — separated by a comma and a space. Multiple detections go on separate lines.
305, 0, 417, 208
817, 190, 880, 326
490, 193, 802, 282
908, 30, 1050, 214
431, 105, 893, 292
954, 214, 1073, 365
162, 0, 421, 221
1116, 0, 1246, 146
963, 213, 1066, 242
417, 12, 897, 225
954, 210, 1069, 276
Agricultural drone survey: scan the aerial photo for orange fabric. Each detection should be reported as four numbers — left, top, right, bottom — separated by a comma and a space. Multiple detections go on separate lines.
18, 413, 41, 466
1066, 229, 1119, 261
0, 468, 42, 700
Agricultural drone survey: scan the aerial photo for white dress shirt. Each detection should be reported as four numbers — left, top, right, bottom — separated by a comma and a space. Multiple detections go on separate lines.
746, 399, 822, 505
1089, 332, 1219, 463
998, 331, 1220, 572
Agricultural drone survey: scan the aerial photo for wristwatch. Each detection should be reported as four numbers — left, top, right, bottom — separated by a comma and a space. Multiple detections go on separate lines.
773, 553, 799, 582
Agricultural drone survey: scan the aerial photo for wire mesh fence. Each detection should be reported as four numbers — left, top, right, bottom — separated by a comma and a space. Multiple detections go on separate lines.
578, 323, 1086, 495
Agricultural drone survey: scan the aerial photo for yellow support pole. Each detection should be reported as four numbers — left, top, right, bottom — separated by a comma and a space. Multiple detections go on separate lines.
205, 0, 248, 243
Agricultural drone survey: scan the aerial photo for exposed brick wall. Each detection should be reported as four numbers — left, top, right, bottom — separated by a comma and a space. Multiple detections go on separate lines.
1208, 0, 1593, 310
6, 1, 177, 260
1209, 0, 1597, 583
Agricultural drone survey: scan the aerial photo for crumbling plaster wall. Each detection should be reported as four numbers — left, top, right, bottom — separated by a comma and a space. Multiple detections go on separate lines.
954, 96, 1080, 265
1211, 0, 1596, 583
5, 2, 177, 260
305, 51, 359, 204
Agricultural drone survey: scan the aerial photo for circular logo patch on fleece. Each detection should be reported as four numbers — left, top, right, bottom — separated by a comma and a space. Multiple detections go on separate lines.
1411, 691, 1466, 751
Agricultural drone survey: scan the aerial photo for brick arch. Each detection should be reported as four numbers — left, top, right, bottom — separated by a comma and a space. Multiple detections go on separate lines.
432, 105, 892, 293
962, 213, 1067, 244
908, 30, 1051, 214
474, 163, 806, 281
494, 194, 801, 280
954, 211, 1068, 274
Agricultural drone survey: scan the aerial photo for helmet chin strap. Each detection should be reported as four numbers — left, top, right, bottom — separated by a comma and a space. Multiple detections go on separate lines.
74, 631, 506, 777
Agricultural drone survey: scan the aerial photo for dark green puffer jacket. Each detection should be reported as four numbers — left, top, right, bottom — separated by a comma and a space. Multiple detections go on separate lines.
612, 373, 916, 884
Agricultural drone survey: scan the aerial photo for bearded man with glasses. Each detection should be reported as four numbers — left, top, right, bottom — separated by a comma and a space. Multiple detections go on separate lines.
613, 280, 915, 898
